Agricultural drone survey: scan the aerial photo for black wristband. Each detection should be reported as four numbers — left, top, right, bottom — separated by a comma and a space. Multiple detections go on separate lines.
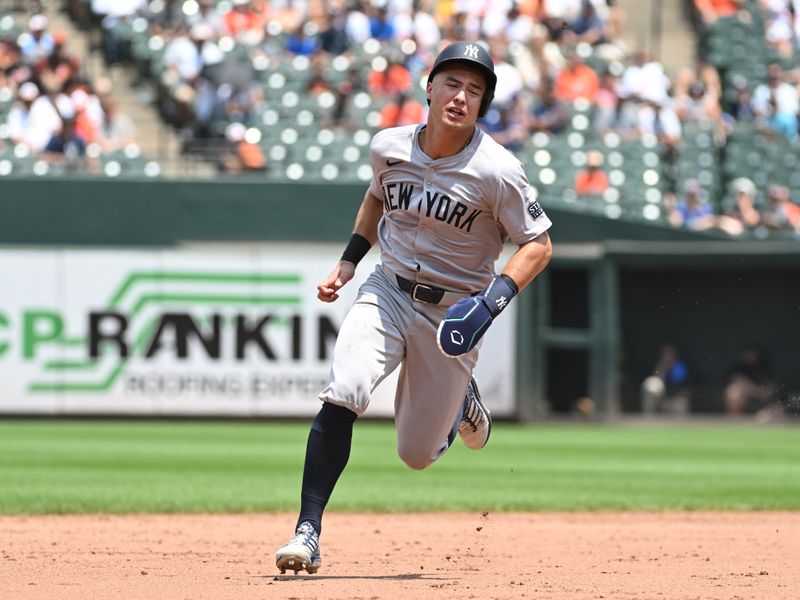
499, 274, 519, 294
341, 233, 372, 265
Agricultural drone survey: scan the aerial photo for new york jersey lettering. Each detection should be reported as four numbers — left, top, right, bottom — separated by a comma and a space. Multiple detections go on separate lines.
423, 190, 481, 232
382, 182, 415, 212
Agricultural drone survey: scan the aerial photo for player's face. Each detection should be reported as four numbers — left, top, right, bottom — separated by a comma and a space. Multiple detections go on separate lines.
427, 65, 486, 130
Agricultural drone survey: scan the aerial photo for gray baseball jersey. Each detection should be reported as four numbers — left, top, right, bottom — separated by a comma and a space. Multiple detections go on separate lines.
320, 124, 551, 469
368, 123, 552, 293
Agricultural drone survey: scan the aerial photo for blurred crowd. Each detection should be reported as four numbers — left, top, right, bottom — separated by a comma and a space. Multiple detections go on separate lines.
0, 9, 139, 171
664, 175, 800, 236
64, 0, 629, 160
2, 0, 800, 235
565, 0, 800, 236
641, 341, 790, 421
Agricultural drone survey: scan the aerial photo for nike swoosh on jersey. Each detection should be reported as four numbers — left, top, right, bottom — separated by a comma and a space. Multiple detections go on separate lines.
386, 159, 403, 166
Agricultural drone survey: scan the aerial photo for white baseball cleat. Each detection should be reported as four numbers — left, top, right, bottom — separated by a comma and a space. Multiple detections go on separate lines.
275, 521, 322, 574
458, 377, 492, 450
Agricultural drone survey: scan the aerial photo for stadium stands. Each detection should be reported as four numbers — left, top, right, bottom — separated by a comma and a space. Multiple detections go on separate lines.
0, 5, 160, 178
1, 0, 799, 237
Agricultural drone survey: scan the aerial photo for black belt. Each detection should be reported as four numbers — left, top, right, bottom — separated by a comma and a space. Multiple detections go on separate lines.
395, 275, 447, 304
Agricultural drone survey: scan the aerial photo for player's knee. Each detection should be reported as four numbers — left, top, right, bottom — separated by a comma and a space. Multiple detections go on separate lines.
400, 454, 434, 471
397, 445, 435, 471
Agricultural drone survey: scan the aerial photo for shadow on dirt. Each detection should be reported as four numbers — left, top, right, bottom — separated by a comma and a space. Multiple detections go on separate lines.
268, 573, 454, 581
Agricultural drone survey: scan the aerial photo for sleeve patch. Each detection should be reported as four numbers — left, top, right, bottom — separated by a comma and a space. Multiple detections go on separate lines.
527, 200, 544, 219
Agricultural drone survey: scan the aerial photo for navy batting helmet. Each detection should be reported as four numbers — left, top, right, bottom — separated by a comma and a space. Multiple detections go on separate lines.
427, 41, 496, 118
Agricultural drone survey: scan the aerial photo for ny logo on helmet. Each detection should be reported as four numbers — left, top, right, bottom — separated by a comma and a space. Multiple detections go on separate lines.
463, 44, 479, 59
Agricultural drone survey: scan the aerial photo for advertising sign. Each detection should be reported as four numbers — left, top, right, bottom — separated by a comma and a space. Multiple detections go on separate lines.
0, 247, 516, 417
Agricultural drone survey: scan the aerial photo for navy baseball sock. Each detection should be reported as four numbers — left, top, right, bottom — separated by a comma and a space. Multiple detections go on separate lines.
296, 402, 357, 535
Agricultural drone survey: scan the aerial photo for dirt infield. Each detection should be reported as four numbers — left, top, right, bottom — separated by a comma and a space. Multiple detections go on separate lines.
2, 512, 798, 599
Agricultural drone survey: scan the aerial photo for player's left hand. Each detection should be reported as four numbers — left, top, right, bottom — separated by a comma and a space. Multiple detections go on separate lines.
437, 275, 518, 357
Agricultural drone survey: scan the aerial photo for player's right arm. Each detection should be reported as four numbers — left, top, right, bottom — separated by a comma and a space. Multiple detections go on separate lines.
351, 189, 384, 246
317, 190, 384, 303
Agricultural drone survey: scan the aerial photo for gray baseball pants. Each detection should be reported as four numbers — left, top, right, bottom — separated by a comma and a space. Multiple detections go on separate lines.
319, 264, 479, 470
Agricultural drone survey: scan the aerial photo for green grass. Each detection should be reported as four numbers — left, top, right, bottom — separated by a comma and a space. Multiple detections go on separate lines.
0, 420, 798, 514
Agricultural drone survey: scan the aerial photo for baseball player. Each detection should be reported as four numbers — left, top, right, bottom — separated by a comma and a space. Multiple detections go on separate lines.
275, 40, 553, 574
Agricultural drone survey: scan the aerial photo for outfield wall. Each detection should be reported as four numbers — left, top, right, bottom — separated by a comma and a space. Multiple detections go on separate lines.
0, 177, 712, 245
2, 178, 798, 418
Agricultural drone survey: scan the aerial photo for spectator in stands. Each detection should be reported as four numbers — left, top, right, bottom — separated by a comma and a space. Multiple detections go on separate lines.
0, 39, 23, 88
554, 50, 599, 103
91, 0, 147, 65
527, 24, 564, 80
442, 9, 482, 40
345, 2, 372, 45
479, 2, 514, 40
286, 24, 318, 56
69, 87, 102, 144
369, 6, 396, 41
510, 27, 547, 93
325, 69, 362, 131
563, 0, 607, 46
541, 0, 609, 40
6, 81, 61, 152
636, 90, 682, 148
502, 4, 536, 44
223, 0, 264, 44
723, 75, 756, 125
217, 122, 266, 173
18, 15, 54, 65
225, 84, 267, 127
693, 0, 746, 25
306, 58, 334, 95
674, 63, 728, 144
574, 150, 609, 196
489, 39, 524, 107
368, 56, 412, 98
162, 23, 222, 137
641, 343, 691, 415
762, 184, 800, 233
482, 94, 528, 152
752, 63, 799, 142
667, 178, 716, 230
674, 77, 719, 123
618, 48, 670, 106
593, 69, 620, 132
319, 8, 350, 55
763, 2, 794, 58
163, 23, 222, 83
44, 102, 86, 159
97, 93, 135, 153
263, 0, 301, 33
529, 82, 569, 134
32, 31, 80, 94
719, 177, 763, 235
379, 92, 425, 128
146, 0, 186, 32
185, 0, 225, 37
724, 343, 778, 417
394, 1, 441, 48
